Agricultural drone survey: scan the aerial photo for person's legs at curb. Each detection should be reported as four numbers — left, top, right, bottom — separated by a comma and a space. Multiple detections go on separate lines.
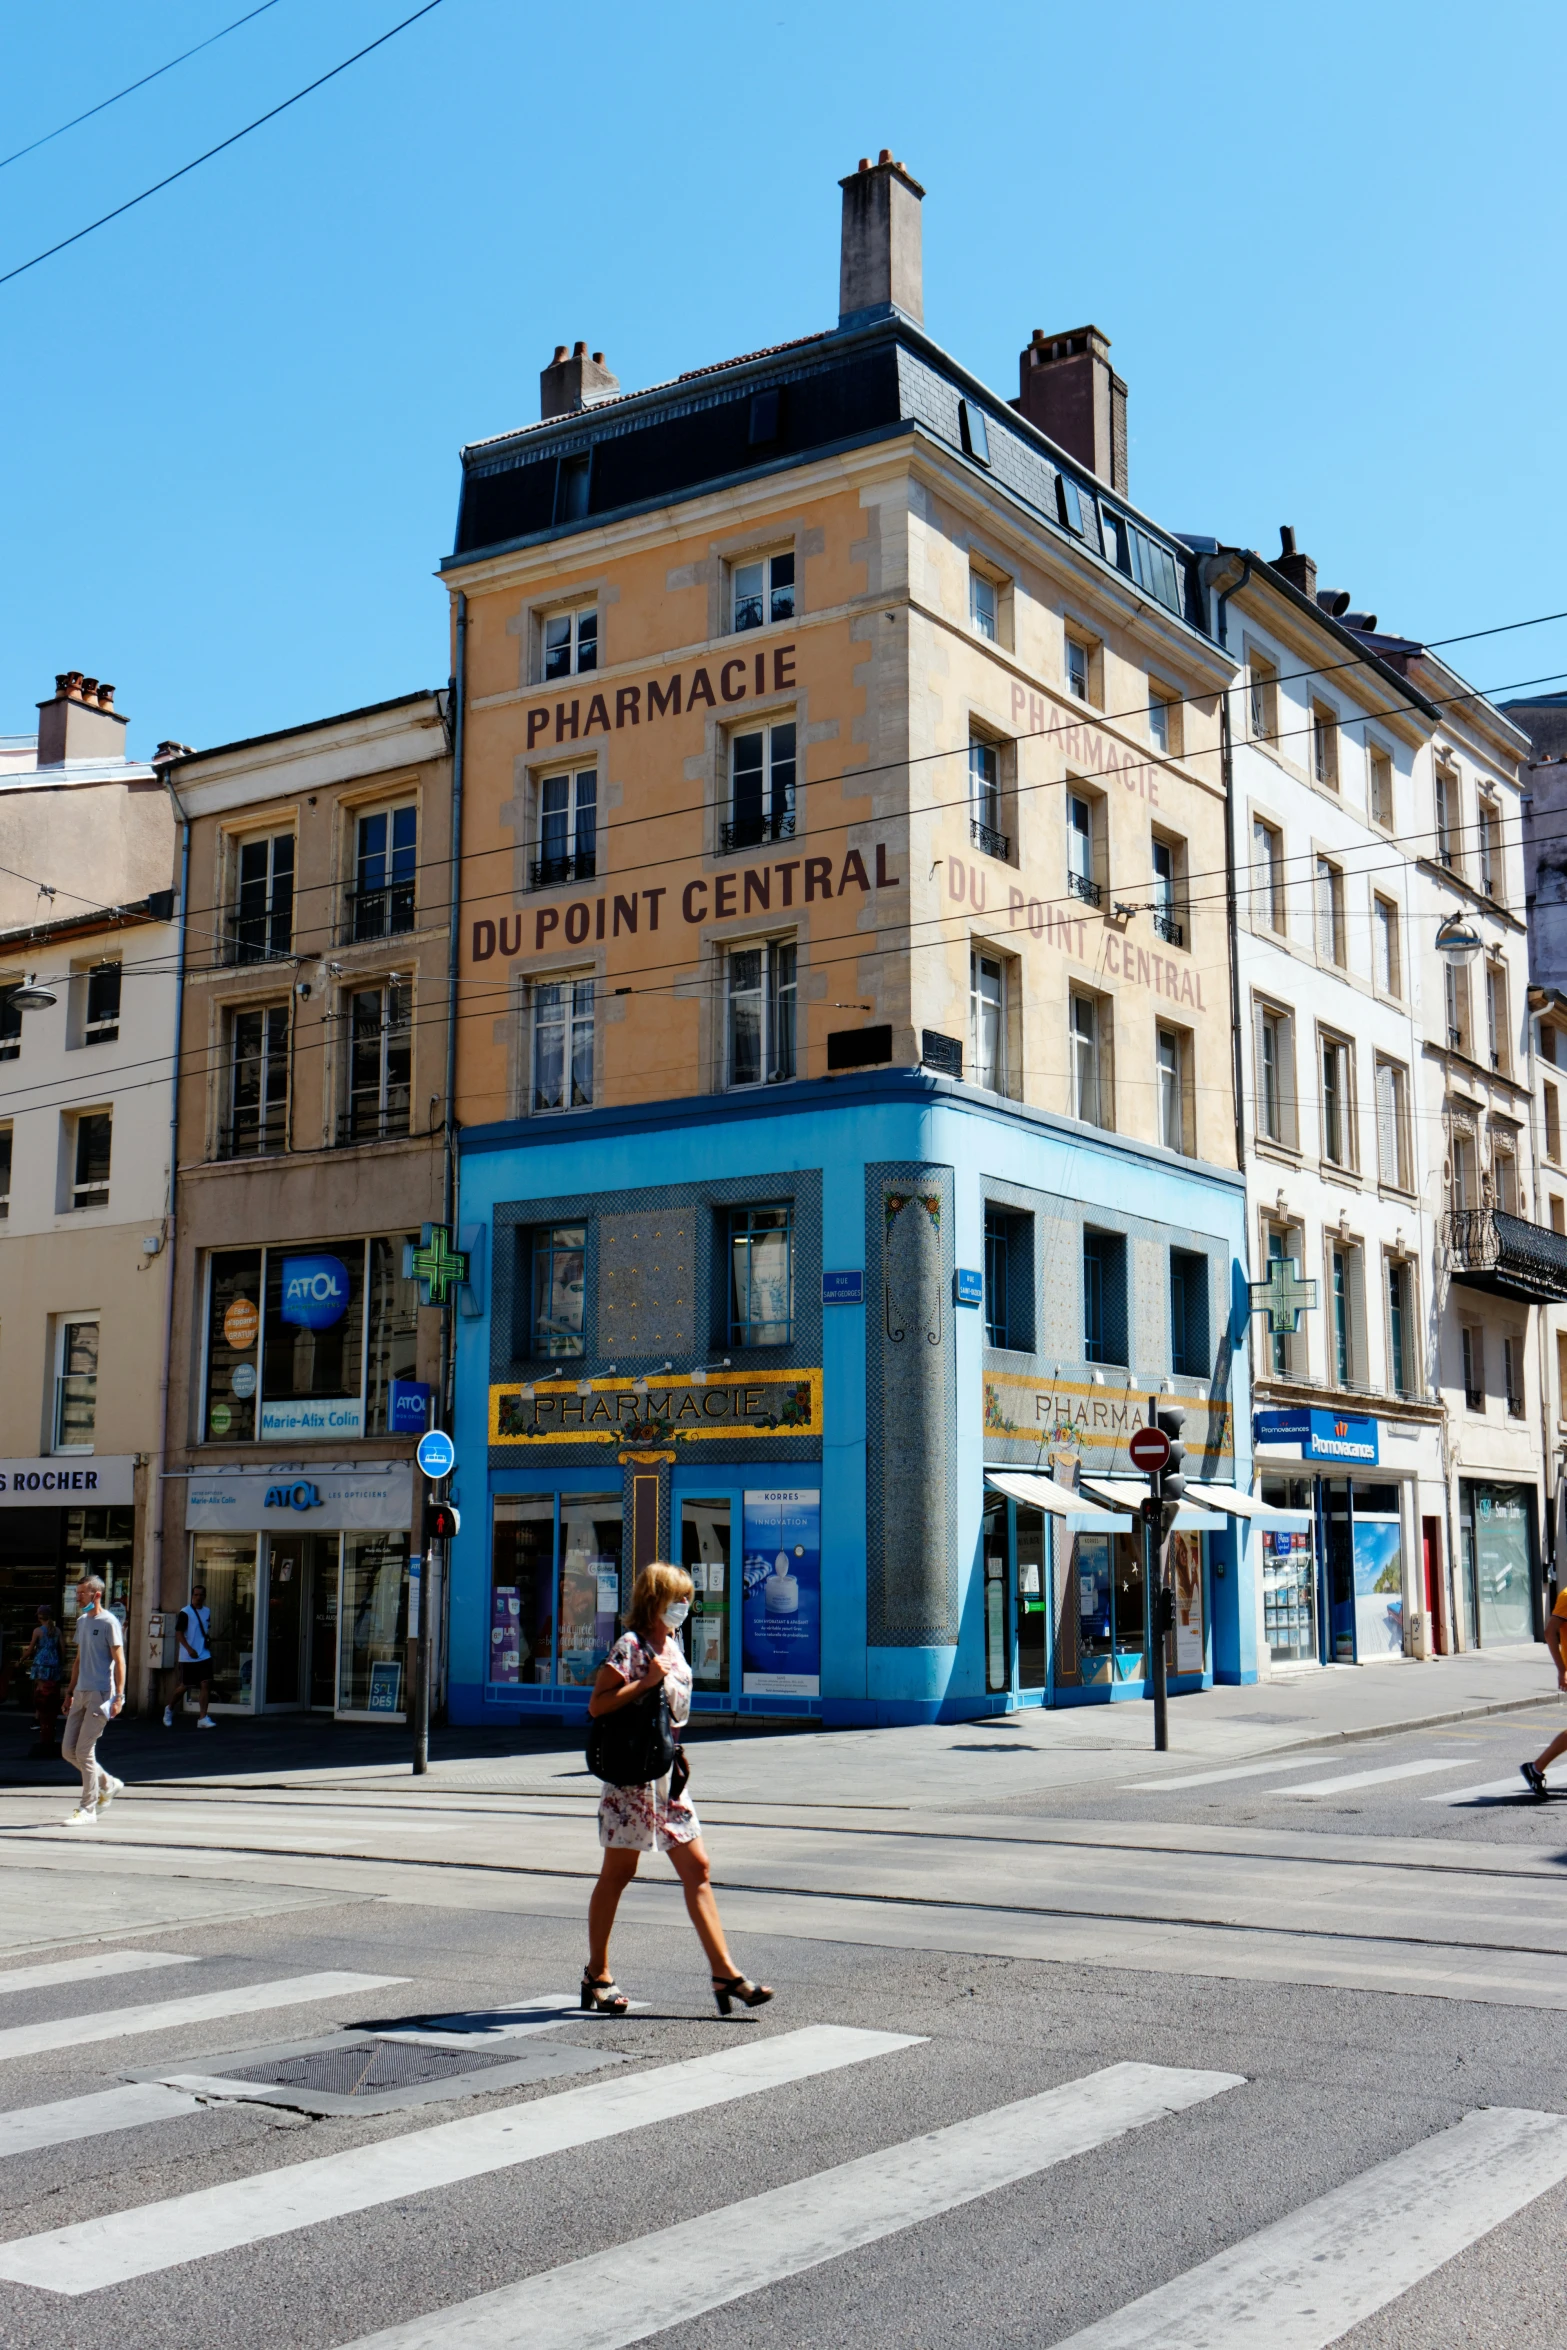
1521, 1724, 1567, 1795
60, 1701, 103, 1821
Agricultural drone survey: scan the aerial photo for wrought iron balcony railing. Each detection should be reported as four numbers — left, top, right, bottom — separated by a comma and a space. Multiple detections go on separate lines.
529, 850, 597, 889
969, 817, 1010, 861
720, 810, 795, 855
1443, 1207, 1567, 1303
1152, 908, 1184, 946
347, 881, 416, 941
1067, 869, 1102, 907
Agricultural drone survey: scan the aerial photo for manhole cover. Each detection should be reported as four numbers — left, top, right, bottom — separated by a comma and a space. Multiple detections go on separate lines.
129, 2030, 625, 2117
226, 2040, 523, 2097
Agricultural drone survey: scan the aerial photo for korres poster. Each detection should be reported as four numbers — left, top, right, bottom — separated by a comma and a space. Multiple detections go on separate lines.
741, 1489, 821, 1696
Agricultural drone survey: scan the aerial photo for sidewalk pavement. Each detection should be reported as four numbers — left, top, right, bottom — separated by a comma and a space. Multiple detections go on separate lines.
6, 1644, 1553, 1815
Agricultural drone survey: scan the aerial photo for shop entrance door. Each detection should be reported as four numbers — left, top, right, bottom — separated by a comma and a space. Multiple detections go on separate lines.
1422, 1517, 1445, 1653
264, 1534, 307, 1707
261, 1533, 342, 1711
1322, 1481, 1356, 1661
1015, 1504, 1048, 1693
680, 1497, 733, 1700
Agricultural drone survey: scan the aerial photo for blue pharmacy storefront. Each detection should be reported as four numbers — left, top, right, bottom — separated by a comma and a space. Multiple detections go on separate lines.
448, 1070, 1260, 1729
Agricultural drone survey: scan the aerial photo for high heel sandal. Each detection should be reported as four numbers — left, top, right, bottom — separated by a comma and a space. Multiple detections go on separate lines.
712, 1972, 773, 2016
580, 1970, 629, 2015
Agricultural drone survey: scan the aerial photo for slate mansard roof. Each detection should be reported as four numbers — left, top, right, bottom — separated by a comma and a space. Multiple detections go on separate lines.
444, 316, 1206, 639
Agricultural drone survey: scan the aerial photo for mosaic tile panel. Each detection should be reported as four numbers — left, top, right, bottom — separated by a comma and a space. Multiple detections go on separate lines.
598, 1211, 696, 1358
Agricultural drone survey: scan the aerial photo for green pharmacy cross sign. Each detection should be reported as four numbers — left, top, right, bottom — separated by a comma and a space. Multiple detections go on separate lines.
411, 1223, 469, 1308
1249, 1255, 1319, 1336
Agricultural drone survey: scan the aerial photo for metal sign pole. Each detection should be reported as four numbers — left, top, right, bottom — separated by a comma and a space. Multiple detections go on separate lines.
412, 1542, 430, 1776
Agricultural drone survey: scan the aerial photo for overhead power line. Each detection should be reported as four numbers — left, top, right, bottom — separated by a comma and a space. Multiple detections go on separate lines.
0, 0, 447, 292
0, 2, 285, 174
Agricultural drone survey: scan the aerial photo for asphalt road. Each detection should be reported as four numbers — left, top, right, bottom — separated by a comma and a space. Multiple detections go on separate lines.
0, 1691, 1559, 2348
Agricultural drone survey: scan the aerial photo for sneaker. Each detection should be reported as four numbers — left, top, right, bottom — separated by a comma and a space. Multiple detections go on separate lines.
1521, 1761, 1548, 1797
162, 1706, 174, 1728
62, 1806, 96, 1826
197, 1716, 215, 1729
95, 1775, 124, 1814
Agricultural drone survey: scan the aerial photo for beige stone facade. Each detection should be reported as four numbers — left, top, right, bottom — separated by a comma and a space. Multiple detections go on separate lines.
157, 692, 452, 1717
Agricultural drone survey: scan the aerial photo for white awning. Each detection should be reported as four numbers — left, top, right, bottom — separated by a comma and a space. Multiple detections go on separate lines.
1076, 1475, 1225, 1530
984, 1471, 1132, 1527
1194, 1483, 1313, 1529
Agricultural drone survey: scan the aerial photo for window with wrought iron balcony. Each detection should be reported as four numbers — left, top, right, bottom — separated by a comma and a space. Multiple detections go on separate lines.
968, 738, 1009, 862
724, 722, 795, 855
531, 768, 597, 887
1151, 834, 1185, 946
1066, 789, 1100, 906
349, 805, 417, 940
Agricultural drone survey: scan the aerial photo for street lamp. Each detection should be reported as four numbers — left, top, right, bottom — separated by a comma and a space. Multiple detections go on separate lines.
9, 975, 57, 1010
1434, 913, 1482, 966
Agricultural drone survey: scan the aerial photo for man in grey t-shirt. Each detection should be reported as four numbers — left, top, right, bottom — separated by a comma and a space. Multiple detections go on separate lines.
62, 1575, 125, 1823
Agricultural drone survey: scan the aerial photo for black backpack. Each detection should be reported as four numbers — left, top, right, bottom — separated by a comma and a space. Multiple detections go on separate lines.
584, 1638, 677, 1786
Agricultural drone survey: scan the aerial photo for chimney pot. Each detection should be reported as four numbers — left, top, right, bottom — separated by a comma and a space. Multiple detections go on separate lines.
1014, 322, 1127, 494
36, 668, 129, 764
837, 149, 925, 329
1274, 525, 1318, 602
540, 341, 621, 420
857, 156, 869, 171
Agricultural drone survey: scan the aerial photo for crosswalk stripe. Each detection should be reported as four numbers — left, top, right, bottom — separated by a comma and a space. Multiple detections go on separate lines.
331, 2060, 1245, 2350
1283, 1758, 1468, 1796
0, 2022, 920, 2294
0, 1950, 198, 1996
1124, 1759, 1324, 1792
1424, 1777, 1537, 1804
0, 2083, 199, 2159
1047, 2104, 1567, 2348
0, 1971, 402, 2067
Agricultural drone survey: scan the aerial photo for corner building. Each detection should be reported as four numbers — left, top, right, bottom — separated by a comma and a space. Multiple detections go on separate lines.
445, 157, 1262, 1727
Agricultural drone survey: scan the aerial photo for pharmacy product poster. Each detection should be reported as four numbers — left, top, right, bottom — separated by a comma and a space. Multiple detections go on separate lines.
1353, 1519, 1404, 1657
1169, 1529, 1205, 1675
741, 1489, 821, 1695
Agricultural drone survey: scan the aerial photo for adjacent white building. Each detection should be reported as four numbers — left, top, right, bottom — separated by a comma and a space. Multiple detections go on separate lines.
0, 674, 182, 1677
1192, 534, 1556, 1672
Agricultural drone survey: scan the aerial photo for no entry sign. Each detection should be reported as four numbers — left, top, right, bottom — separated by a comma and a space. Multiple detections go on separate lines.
1128, 1426, 1171, 1475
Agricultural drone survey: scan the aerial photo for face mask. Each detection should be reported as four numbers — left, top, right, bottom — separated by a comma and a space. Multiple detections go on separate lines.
663, 1601, 690, 1628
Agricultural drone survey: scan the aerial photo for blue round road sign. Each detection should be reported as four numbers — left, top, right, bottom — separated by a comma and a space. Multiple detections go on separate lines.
416, 1428, 456, 1479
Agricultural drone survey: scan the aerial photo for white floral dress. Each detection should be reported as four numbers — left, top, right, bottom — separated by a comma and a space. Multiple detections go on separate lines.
597, 1631, 700, 1852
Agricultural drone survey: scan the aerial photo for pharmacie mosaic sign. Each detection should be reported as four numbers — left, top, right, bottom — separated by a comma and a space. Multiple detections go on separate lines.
489, 1369, 823, 1447
982, 1371, 1233, 1470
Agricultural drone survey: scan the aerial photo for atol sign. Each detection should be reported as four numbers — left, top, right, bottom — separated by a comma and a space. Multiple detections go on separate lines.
280, 1256, 351, 1331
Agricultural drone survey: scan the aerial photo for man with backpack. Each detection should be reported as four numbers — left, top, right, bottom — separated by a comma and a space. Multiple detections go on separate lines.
163, 1583, 215, 1731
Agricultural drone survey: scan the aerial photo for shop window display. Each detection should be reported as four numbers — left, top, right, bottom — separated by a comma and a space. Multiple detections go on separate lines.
1075, 1529, 1145, 1681
189, 1532, 257, 1707
339, 1533, 409, 1715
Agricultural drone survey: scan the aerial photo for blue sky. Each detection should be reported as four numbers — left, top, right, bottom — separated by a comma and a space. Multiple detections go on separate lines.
3, 0, 1564, 757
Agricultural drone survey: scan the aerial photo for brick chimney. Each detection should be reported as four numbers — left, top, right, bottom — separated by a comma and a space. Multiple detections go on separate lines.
838, 150, 925, 329
1013, 327, 1127, 493
540, 341, 621, 421
36, 672, 129, 766
1274, 525, 1317, 601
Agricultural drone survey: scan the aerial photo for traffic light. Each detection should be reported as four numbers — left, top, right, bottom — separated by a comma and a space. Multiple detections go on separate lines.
428, 1501, 461, 1541
1156, 1404, 1187, 1546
